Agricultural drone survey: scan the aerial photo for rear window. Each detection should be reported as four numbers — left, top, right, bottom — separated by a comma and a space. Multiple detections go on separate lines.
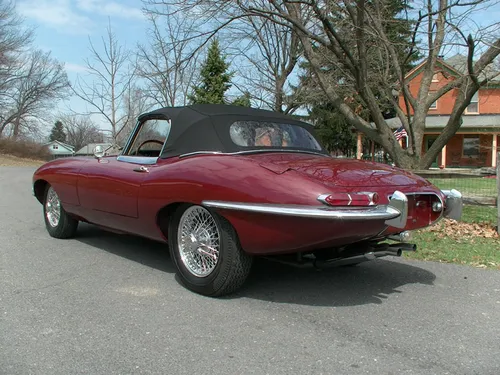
229, 120, 322, 150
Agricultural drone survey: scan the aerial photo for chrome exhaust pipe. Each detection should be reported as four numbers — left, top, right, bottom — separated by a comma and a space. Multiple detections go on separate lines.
387, 231, 412, 243
314, 243, 416, 268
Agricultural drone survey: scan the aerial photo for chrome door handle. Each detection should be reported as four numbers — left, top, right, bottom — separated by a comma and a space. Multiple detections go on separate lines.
133, 166, 149, 173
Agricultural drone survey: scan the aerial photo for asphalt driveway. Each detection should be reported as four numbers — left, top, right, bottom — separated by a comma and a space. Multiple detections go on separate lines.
1, 166, 499, 375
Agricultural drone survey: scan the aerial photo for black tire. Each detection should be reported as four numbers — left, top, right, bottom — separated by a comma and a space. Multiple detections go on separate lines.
43, 184, 78, 239
168, 204, 253, 297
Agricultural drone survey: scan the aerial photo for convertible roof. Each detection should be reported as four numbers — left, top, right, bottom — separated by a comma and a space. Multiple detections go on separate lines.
134, 104, 325, 158
138, 104, 309, 123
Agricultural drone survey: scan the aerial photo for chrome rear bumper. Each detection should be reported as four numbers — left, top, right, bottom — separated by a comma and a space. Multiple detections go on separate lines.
203, 190, 409, 229
204, 189, 463, 233
441, 189, 463, 220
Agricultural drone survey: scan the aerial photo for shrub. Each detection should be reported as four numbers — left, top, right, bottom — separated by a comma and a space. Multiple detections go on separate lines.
0, 138, 52, 161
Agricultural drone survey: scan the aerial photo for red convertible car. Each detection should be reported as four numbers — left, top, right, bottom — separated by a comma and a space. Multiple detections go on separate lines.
32, 104, 462, 296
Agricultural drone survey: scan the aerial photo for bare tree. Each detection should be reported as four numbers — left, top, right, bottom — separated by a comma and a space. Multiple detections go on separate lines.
143, 0, 302, 112
59, 114, 104, 151
71, 20, 135, 144
0, 0, 33, 111
0, 49, 70, 139
116, 85, 153, 145
146, 0, 500, 169
135, 11, 200, 107
224, 2, 302, 113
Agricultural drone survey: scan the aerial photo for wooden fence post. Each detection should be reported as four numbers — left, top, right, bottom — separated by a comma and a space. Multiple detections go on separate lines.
497, 152, 500, 234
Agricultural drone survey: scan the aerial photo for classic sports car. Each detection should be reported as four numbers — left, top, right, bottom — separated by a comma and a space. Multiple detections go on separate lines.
32, 104, 462, 296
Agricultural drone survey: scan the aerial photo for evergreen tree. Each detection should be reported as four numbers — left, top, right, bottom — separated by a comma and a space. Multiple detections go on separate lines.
49, 120, 66, 142
231, 91, 251, 107
189, 39, 233, 104
309, 103, 357, 156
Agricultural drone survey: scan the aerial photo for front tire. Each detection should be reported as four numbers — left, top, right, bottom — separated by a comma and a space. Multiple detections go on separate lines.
43, 185, 78, 239
168, 204, 253, 297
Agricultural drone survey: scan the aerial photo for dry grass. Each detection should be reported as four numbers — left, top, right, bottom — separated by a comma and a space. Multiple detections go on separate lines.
0, 138, 51, 159
0, 154, 47, 167
0, 138, 52, 166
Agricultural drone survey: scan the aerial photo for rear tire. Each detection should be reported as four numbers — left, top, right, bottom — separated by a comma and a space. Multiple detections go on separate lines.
168, 204, 252, 297
43, 185, 78, 239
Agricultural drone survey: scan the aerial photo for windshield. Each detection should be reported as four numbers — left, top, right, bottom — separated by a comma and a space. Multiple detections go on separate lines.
229, 120, 322, 151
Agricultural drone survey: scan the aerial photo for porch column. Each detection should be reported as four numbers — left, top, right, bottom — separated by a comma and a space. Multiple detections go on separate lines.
492, 134, 498, 167
356, 133, 363, 159
441, 144, 447, 168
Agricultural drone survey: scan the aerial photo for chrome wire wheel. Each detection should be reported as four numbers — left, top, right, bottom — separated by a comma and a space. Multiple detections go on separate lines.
177, 206, 221, 277
45, 186, 61, 228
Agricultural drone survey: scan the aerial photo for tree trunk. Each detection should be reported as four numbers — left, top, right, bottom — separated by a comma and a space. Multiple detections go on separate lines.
12, 116, 21, 140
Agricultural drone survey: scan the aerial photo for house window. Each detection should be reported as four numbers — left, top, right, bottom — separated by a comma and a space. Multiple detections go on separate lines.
462, 136, 480, 158
465, 92, 479, 114
429, 93, 437, 109
432, 73, 439, 82
52, 145, 58, 150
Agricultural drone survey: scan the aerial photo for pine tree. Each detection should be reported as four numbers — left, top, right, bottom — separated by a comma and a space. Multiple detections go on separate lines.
189, 39, 233, 104
231, 91, 251, 107
49, 120, 66, 142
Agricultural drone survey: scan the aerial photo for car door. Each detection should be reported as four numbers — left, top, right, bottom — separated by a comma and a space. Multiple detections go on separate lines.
77, 156, 153, 218
77, 117, 172, 218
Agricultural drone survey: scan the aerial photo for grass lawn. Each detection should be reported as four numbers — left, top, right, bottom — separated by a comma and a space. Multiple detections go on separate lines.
427, 177, 497, 197
404, 205, 500, 270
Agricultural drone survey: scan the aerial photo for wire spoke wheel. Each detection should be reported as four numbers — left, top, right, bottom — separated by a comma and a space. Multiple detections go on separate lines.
42, 184, 78, 239
177, 206, 221, 277
45, 186, 61, 227
169, 203, 253, 296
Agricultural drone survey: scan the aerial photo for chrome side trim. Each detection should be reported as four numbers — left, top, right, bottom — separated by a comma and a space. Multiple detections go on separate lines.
384, 190, 408, 229
178, 149, 330, 159
116, 155, 158, 165
178, 151, 223, 158
442, 189, 463, 220
202, 200, 401, 221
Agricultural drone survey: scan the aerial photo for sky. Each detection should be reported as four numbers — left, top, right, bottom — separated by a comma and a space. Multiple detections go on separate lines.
14, 0, 500, 137
16, 0, 150, 133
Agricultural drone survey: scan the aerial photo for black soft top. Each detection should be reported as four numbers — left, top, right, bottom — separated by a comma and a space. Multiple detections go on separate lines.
135, 104, 327, 158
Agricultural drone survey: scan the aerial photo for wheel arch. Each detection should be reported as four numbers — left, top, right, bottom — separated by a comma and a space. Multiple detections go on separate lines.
33, 179, 49, 204
155, 201, 242, 244
156, 202, 184, 241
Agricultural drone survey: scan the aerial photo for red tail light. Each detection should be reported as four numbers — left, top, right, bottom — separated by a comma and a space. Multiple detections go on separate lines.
318, 192, 379, 207
404, 193, 444, 230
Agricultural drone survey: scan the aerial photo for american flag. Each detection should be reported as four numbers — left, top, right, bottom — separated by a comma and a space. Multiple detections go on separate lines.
393, 126, 407, 141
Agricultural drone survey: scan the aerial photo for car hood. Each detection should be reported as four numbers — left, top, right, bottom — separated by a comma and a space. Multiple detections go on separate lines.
245, 152, 430, 188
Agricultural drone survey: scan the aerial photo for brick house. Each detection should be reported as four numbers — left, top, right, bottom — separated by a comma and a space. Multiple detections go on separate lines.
356, 55, 500, 168
398, 55, 499, 168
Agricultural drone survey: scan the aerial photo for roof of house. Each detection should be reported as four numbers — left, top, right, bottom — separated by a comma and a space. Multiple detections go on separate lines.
44, 140, 75, 151
382, 114, 500, 130
405, 54, 500, 84
444, 54, 500, 83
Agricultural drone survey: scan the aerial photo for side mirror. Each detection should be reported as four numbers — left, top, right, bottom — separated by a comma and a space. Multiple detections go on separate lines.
93, 145, 105, 159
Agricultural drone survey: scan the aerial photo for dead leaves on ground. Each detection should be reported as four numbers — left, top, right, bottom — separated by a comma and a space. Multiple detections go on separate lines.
423, 218, 499, 240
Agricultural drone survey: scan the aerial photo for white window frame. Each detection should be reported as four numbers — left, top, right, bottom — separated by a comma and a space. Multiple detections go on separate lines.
465, 91, 479, 114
